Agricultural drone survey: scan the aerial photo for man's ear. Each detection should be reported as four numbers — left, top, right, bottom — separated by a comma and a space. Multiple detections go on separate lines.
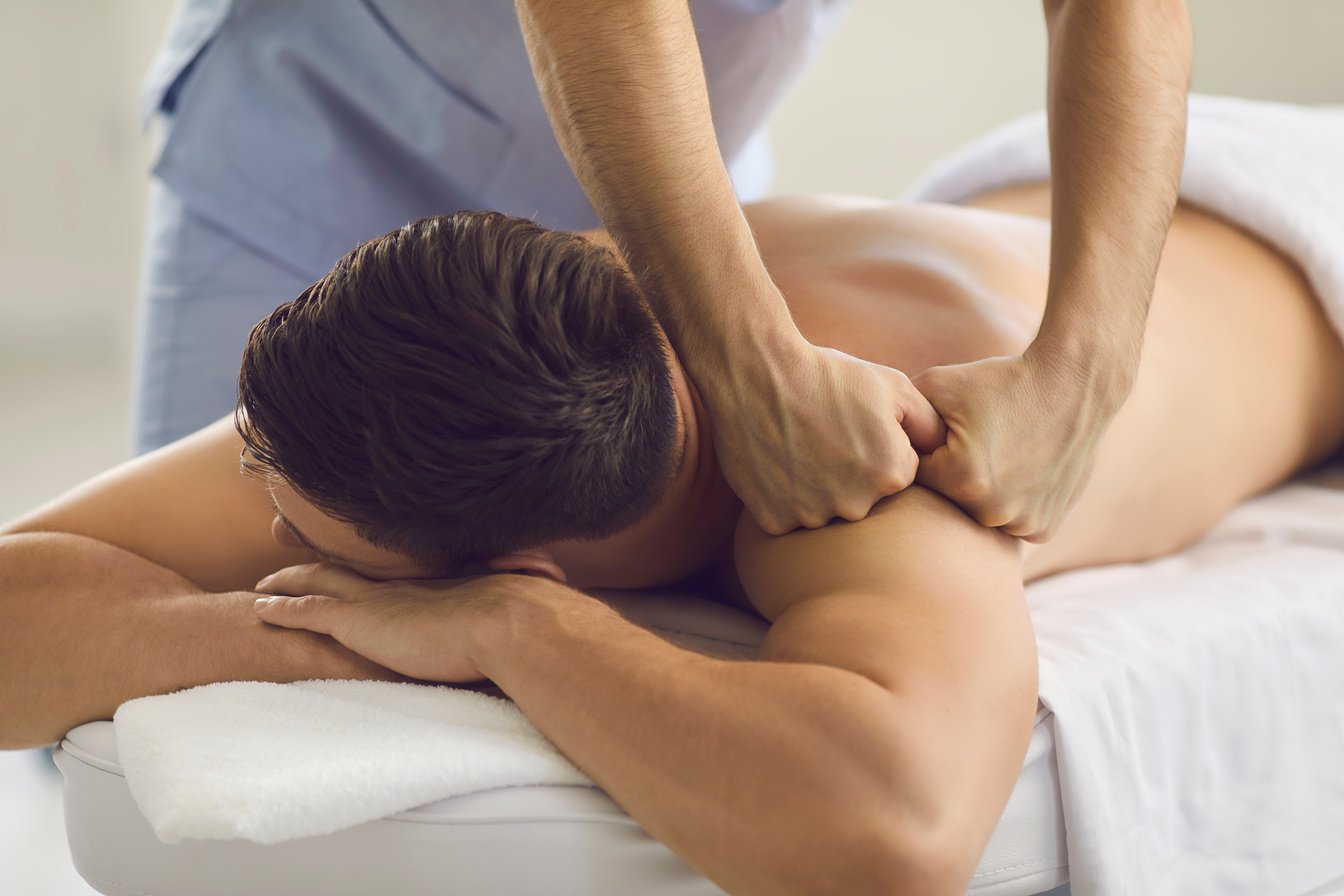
488, 549, 568, 583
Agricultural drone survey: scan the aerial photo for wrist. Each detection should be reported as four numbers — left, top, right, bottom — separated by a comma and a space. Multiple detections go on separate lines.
619, 210, 802, 376
1025, 330, 1139, 410
669, 269, 803, 368
252, 593, 408, 684
692, 314, 810, 413
467, 576, 618, 684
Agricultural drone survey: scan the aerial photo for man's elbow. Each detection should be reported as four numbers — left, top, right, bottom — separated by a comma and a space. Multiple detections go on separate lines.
0, 706, 66, 752
815, 817, 971, 896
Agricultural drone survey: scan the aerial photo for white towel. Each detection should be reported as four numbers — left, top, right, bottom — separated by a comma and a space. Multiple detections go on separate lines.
113, 679, 594, 845
906, 94, 1344, 342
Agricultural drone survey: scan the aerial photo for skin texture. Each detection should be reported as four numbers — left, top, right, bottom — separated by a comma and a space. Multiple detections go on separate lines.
514, 0, 1193, 538
6, 186, 1344, 893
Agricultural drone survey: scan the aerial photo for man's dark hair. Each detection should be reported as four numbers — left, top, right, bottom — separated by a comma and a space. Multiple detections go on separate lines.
236, 211, 679, 574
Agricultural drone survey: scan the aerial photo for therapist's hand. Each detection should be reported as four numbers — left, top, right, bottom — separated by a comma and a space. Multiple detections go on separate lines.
912, 345, 1130, 542
253, 563, 544, 683
707, 341, 946, 535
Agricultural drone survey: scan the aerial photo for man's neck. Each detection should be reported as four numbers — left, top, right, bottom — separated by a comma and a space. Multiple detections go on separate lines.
551, 366, 742, 590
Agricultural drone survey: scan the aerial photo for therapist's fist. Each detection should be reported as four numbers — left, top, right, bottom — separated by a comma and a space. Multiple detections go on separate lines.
912, 350, 1123, 542
708, 343, 946, 535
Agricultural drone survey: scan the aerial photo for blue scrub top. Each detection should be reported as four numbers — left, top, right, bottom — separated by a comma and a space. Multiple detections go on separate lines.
141, 0, 852, 279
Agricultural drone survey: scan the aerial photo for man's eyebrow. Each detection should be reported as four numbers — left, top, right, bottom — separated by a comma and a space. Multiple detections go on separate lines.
266, 492, 358, 567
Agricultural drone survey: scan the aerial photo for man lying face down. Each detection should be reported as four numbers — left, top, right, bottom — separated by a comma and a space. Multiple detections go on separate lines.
5, 187, 1344, 895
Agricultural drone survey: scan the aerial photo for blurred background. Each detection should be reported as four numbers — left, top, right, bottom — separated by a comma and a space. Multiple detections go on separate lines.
0, 2, 1339, 893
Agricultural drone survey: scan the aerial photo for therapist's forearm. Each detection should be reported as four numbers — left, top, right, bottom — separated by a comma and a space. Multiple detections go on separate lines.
513, 0, 798, 367
0, 533, 396, 749
1038, 0, 1192, 394
474, 585, 955, 896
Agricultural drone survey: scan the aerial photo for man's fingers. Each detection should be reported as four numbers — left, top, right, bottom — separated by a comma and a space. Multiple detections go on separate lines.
254, 594, 342, 636
255, 562, 366, 598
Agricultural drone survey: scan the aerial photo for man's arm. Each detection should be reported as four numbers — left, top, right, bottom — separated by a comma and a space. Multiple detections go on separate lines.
513, 0, 943, 534
0, 533, 398, 749
0, 417, 397, 749
2, 416, 313, 594
254, 487, 1039, 895
916, 0, 1193, 540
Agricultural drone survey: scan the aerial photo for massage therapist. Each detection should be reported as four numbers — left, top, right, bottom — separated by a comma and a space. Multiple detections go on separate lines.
134, 0, 1192, 540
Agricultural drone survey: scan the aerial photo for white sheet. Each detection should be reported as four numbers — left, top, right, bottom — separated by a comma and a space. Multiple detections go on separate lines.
1029, 473, 1344, 896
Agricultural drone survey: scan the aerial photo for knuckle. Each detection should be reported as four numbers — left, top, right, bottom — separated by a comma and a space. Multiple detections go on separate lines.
957, 471, 995, 506
835, 501, 872, 523
979, 508, 1015, 529
797, 511, 831, 530
887, 367, 914, 390
874, 467, 914, 495
1024, 521, 1057, 544
827, 497, 870, 526
896, 450, 921, 486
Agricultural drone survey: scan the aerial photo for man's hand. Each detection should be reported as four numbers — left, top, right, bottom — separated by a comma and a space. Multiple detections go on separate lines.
253, 563, 541, 683
912, 347, 1129, 542
709, 342, 946, 535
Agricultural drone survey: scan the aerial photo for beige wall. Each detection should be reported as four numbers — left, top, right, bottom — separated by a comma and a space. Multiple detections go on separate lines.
0, 2, 174, 364
770, 0, 1344, 197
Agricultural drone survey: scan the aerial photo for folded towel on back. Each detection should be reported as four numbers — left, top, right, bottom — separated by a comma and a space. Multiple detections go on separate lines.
906, 93, 1344, 340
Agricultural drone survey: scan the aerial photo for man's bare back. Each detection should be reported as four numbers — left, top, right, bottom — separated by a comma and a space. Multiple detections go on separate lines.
701, 187, 1344, 585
